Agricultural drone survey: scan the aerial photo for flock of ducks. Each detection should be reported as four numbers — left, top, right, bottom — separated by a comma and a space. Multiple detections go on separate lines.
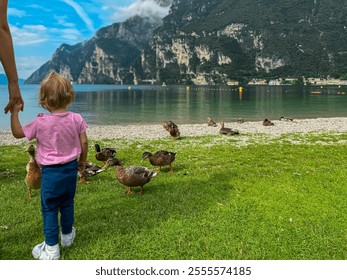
207, 116, 293, 134
24, 116, 293, 199
24, 141, 176, 199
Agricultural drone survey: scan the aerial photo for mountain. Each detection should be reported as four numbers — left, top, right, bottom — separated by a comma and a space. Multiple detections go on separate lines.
25, 15, 162, 84
0, 74, 25, 85
26, 0, 347, 85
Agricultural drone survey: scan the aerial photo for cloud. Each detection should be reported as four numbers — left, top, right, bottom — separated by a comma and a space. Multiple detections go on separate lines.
61, 0, 95, 33
26, 4, 52, 13
11, 23, 83, 47
7, 8, 27, 17
10, 25, 48, 46
109, 0, 171, 23
15, 56, 49, 79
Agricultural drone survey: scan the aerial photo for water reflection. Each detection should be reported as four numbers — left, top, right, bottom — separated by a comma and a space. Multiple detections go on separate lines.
71, 85, 347, 127
0, 84, 346, 131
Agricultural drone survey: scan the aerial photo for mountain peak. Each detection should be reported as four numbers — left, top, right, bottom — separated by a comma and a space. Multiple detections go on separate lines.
25, 0, 347, 85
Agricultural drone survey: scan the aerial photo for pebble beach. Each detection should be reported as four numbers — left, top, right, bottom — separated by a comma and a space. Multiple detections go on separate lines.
1, 117, 347, 146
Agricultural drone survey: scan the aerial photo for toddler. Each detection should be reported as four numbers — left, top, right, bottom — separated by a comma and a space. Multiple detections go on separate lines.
11, 71, 88, 260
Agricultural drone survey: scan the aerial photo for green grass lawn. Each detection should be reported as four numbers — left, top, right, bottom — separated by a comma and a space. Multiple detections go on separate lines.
1, 132, 347, 260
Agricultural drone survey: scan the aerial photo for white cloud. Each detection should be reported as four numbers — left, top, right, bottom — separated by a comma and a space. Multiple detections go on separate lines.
11, 22, 83, 47
10, 25, 48, 46
15, 56, 48, 79
61, 0, 95, 33
7, 8, 27, 17
107, 0, 170, 23
26, 4, 52, 12
59, 28, 84, 42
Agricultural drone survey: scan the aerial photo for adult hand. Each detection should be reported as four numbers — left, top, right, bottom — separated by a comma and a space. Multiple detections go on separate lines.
4, 82, 24, 114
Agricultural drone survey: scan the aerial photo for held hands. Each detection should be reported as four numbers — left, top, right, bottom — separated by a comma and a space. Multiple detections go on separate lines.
4, 83, 24, 114
9, 102, 23, 114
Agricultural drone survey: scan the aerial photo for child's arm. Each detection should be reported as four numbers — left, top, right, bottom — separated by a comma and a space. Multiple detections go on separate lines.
78, 132, 88, 170
10, 104, 25, 138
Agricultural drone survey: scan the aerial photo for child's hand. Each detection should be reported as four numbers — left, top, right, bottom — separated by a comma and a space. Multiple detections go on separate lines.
10, 103, 23, 113
78, 160, 86, 172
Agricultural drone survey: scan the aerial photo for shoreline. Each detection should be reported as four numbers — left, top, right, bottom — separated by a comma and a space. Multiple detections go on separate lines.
1, 117, 346, 146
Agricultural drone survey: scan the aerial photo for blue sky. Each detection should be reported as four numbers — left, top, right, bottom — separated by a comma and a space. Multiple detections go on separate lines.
3, 0, 170, 79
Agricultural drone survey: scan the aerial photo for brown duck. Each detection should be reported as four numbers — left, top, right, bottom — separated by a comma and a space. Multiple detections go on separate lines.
163, 120, 178, 131
25, 145, 41, 200
219, 122, 239, 135
106, 159, 157, 195
237, 117, 245, 124
279, 116, 293, 121
263, 118, 274, 126
142, 150, 176, 173
95, 143, 116, 167
78, 161, 104, 184
163, 120, 180, 139
207, 117, 217, 127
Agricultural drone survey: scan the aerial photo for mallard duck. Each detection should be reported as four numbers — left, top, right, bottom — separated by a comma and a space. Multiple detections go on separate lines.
263, 118, 274, 126
106, 158, 157, 195
207, 117, 217, 127
25, 145, 41, 200
219, 122, 239, 135
78, 161, 104, 184
95, 143, 116, 167
237, 117, 244, 124
163, 120, 178, 131
279, 116, 293, 121
163, 120, 180, 139
142, 150, 176, 173
169, 126, 180, 139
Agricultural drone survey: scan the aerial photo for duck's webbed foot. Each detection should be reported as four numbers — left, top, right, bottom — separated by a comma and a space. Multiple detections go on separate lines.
136, 187, 144, 195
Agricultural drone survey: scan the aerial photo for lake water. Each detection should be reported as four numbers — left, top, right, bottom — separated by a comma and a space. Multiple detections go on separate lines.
0, 84, 346, 131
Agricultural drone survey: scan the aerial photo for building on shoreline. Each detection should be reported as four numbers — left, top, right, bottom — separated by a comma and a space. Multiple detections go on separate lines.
247, 77, 347, 86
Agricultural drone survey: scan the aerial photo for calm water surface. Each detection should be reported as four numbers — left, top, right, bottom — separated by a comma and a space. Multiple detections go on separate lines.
0, 84, 346, 131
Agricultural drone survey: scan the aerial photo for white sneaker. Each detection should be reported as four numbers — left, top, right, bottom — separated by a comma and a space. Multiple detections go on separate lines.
32, 242, 60, 260
61, 227, 76, 247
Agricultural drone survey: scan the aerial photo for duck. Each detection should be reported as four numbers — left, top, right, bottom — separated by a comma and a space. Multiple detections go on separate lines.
279, 116, 293, 121
219, 122, 239, 135
24, 145, 41, 200
237, 117, 244, 124
263, 118, 274, 126
207, 117, 217, 127
163, 120, 180, 139
106, 158, 157, 195
163, 120, 178, 131
169, 126, 180, 139
142, 150, 176, 173
95, 143, 116, 167
78, 161, 104, 184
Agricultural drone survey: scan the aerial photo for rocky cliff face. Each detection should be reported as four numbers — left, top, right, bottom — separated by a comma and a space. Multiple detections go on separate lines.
26, 0, 347, 85
25, 15, 161, 84
146, 0, 347, 84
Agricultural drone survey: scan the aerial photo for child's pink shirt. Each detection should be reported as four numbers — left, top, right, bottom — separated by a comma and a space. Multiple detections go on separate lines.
22, 112, 88, 166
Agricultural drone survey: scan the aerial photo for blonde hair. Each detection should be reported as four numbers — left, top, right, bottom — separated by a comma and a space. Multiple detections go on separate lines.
39, 71, 75, 110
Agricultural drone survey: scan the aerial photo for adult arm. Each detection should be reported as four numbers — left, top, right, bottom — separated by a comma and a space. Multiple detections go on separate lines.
0, 0, 24, 113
